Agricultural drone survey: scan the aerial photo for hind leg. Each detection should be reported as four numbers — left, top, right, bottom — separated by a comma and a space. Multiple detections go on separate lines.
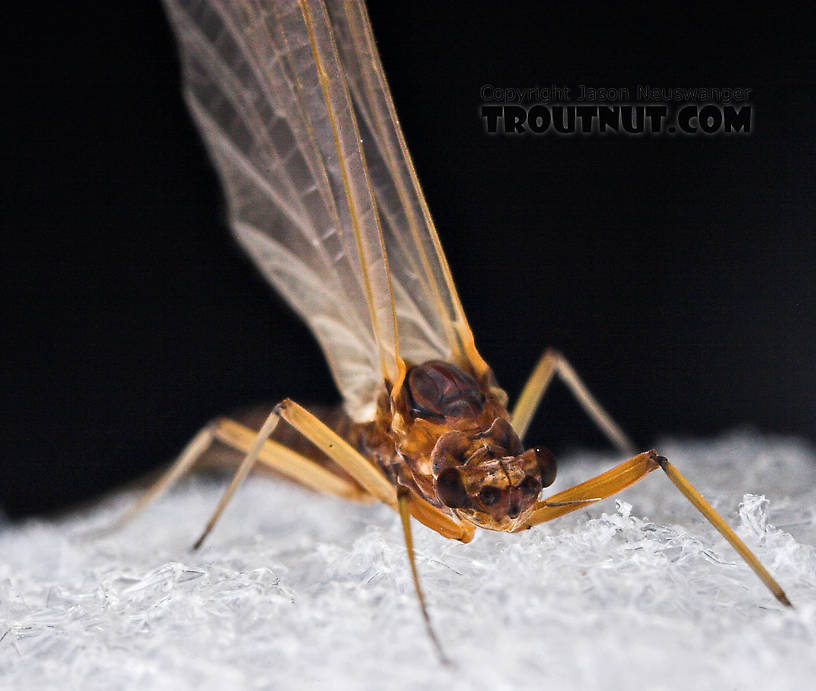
113, 415, 371, 532
193, 399, 473, 548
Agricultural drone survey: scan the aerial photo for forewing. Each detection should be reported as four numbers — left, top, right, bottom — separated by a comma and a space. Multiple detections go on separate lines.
163, 0, 402, 420
326, 0, 489, 378
163, 0, 490, 420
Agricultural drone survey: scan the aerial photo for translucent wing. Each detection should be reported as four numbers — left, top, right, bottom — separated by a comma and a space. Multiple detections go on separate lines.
324, 1, 487, 376
162, 0, 486, 421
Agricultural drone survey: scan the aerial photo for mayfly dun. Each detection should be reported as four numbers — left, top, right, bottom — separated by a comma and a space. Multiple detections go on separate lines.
122, 0, 792, 660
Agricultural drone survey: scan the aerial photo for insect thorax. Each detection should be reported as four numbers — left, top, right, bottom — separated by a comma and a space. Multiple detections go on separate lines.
361, 360, 557, 531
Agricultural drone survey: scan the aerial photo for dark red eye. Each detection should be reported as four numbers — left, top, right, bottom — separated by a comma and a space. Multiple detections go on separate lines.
534, 447, 557, 487
479, 486, 500, 507
519, 475, 541, 496
436, 468, 469, 508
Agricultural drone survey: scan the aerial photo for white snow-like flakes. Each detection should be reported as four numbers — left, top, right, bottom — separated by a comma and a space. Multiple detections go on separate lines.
1, 431, 814, 690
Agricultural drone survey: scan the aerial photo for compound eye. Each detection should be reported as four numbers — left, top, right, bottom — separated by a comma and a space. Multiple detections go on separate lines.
534, 447, 557, 487
436, 467, 469, 508
478, 486, 500, 507
519, 475, 541, 497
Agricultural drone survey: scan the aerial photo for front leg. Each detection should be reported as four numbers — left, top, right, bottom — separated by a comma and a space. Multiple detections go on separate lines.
511, 348, 635, 454
514, 450, 791, 607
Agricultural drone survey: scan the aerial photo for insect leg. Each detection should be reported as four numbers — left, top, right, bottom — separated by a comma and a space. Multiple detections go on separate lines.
279, 400, 474, 542
511, 349, 558, 440
192, 404, 291, 549
211, 417, 371, 502
515, 450, 660, 525
656, 456, 791, 606
278, 401, 472, 659
511, 348, 634, 454
194, 399, 472, 548
514, 450, 792, 607
397, 487, 450, 665
108, 422, 217, 532
112, 415, 371, 536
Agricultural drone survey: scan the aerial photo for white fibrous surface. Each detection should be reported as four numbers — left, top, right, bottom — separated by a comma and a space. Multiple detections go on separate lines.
1, 432, 815, 690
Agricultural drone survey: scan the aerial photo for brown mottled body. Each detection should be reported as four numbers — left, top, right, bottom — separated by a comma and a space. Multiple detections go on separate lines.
385, 361, 556, 532
207, 360, 556, 533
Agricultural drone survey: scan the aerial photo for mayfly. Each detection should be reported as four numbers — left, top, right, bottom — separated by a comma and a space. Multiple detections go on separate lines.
125, 0, 792, 659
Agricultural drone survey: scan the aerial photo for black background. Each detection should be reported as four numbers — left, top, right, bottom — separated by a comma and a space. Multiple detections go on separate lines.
4, 2, 814, 517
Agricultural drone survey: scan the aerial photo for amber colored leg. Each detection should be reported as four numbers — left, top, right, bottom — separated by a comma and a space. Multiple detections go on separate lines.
193, 399, 474, 549
515, 450, 792, 607
656, 456, 791, 607
398, 488, 449, 664
276, 401, 474, 542
212, 417, 370, 501
104, 423, 217, 533
110, 415, 372, 534
511, 348, 635, 454
515, 451, 659, 526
